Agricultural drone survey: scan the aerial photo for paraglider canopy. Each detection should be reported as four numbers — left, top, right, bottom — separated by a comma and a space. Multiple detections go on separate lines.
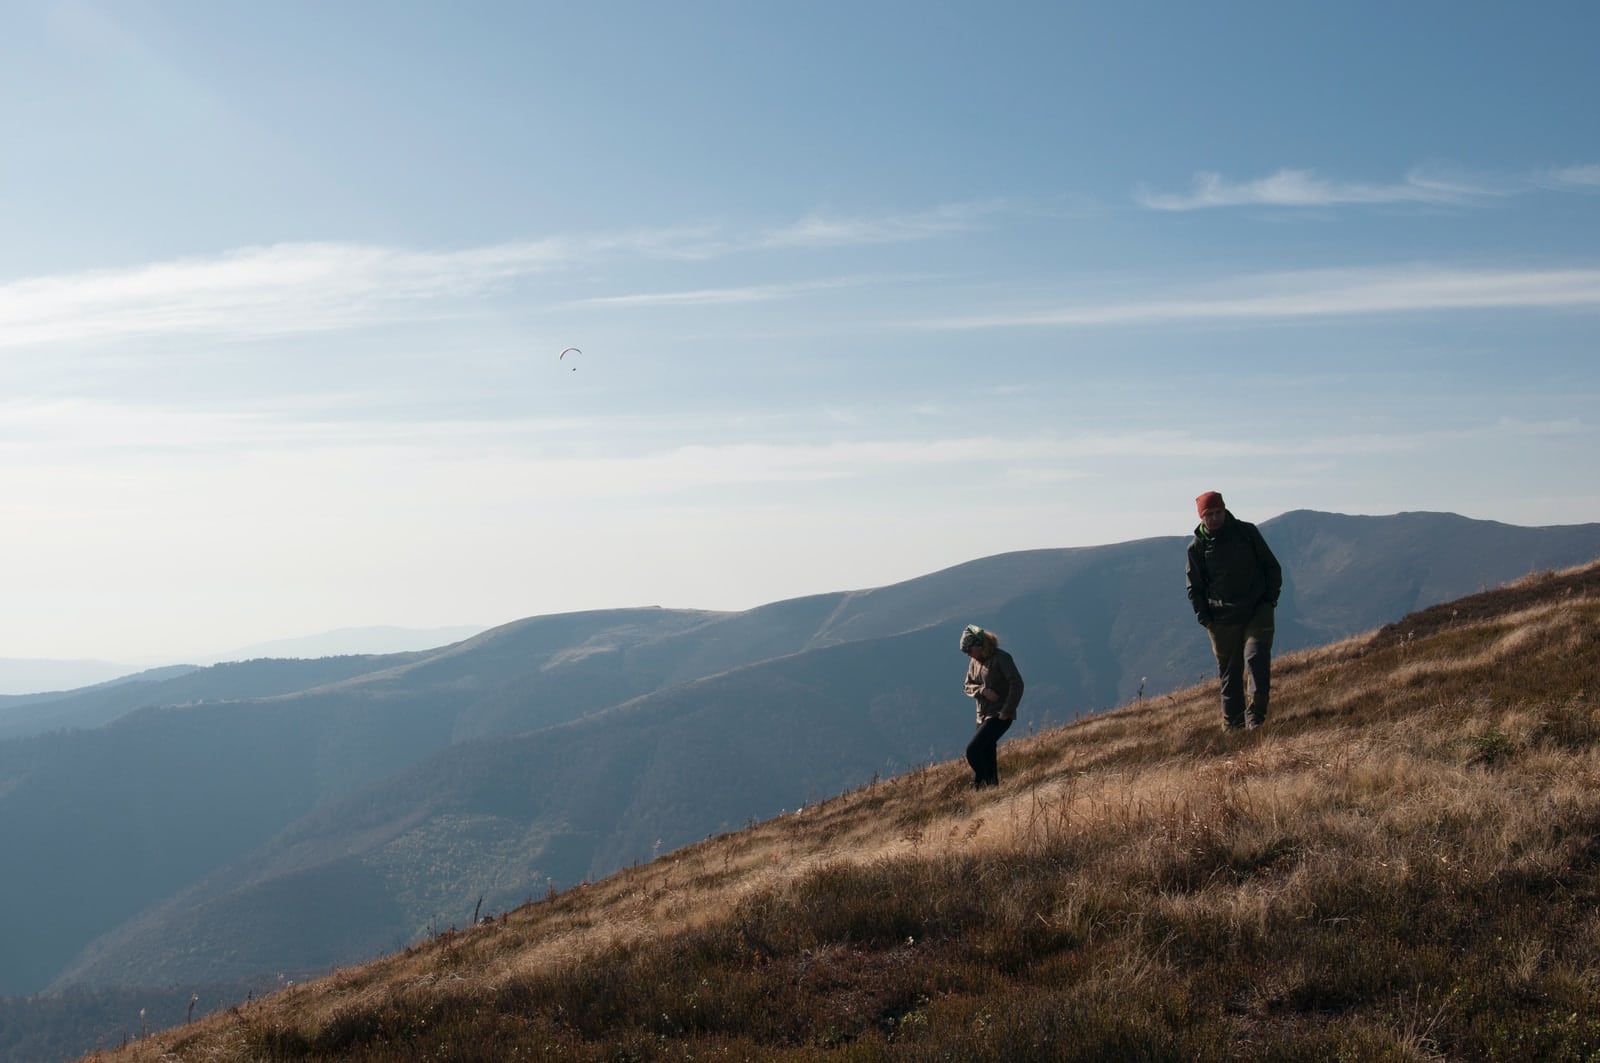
560, 347, 580, 370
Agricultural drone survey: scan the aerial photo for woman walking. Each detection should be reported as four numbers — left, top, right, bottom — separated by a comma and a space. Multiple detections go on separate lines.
959, 624, 1024, 789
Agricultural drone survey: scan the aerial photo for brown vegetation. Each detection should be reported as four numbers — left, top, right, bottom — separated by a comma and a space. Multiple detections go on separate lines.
86, 562, 1600, 1061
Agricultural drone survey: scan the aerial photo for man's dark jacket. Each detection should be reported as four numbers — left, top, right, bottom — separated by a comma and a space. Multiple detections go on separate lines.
1186, 512, 1283, 626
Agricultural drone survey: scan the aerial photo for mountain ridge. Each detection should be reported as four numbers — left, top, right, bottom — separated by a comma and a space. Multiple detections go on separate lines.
0, 625, 491, 700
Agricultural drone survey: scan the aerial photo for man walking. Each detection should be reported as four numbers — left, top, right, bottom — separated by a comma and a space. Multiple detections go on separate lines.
1186, 491, 1282, 730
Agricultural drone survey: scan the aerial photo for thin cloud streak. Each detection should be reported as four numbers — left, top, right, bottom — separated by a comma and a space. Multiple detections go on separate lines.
0, 206, 988, 350
8, 394, 1553, 501
570, 274, 900, 309
1136, 168, 1505, 211
1553, 164, 1600, 187
918, 266, 1600, 330
755, 201, 1000, 248
0, 241, 570, 349
0, 397, 735, 460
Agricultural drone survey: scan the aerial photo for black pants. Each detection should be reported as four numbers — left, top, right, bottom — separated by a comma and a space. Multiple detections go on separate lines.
1207, 602, 1274, 728
966, 717, 1013, 788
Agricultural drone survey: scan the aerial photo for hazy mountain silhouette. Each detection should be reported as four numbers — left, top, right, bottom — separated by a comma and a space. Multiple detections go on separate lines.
4, 511, 1598, 1004
0, 626, 490, 702
196, 624, 489, 664
0, 658, 140, 698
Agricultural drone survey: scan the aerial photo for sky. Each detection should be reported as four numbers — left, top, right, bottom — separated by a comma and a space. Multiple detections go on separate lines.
2, 1, 1598, 667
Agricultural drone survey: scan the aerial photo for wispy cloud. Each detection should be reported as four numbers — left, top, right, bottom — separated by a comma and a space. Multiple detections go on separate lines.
0, 240, 576, 349
570, 276, 880, 309
1136, 168, 1504, 211
755, 201, 1000, 248
1551, 164, 1600, 187
0, 205, 985, 349
7, 387, 1515, 481
918, 265, 1600, 330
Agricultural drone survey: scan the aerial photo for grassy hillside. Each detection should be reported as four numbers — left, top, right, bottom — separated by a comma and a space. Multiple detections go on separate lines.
83, 559, 1600, 1061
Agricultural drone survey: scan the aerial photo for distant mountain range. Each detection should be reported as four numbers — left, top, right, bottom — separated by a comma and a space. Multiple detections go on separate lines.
196, 624, 490, 665
0, 658, 153, 698
2, 510, 1598, 1007
0, 625, 488, 698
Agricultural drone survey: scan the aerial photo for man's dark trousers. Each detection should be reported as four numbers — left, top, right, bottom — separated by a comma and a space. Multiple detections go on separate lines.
1207, 602, 1274, 728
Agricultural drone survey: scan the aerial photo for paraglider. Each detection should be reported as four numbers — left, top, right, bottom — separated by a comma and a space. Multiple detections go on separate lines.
560, 347, 580, 370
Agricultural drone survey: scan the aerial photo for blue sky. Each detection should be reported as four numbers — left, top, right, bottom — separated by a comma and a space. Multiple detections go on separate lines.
2, 1, 1597, 665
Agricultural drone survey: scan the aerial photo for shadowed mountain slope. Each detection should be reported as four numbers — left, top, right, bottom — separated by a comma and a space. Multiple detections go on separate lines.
0, 609, 730, 997
74, 557, 1600, 1062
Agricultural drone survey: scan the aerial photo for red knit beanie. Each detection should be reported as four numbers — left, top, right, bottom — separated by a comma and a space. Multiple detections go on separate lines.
1195, 491, 1224, 516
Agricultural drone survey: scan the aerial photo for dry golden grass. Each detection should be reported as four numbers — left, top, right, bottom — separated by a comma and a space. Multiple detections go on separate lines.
87, 560, 1600, 1062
